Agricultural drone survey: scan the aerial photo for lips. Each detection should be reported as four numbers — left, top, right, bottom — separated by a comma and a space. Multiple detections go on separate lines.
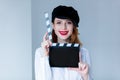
59, 31, 69, 35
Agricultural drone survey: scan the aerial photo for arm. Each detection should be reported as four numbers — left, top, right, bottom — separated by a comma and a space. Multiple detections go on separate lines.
34, 47, 52, 80
81, 48, 93, 80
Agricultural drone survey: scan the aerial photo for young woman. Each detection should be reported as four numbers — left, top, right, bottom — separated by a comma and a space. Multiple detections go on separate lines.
35, 5, 93, 80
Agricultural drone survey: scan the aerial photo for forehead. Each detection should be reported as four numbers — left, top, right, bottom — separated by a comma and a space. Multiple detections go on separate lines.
54, 18, 72, 21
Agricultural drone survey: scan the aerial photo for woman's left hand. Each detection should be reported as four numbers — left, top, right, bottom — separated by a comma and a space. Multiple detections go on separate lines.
68, 62, 89, 80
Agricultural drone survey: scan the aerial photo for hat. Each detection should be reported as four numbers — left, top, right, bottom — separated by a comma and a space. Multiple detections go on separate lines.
52, 5, 80, 27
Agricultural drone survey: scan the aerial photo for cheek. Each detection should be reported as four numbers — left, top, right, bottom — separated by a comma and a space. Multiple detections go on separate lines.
53, 27, 59, 35
69, 30, 73, 35
53, 26, 60, 33
69, 28, 73, 34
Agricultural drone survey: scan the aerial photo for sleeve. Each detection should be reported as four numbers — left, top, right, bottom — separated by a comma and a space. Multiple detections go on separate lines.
34, 47, 52, 80
81, 48, 93, 80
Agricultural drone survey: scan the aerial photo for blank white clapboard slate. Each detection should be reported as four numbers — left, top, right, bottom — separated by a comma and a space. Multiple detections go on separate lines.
44, 12, 80, 67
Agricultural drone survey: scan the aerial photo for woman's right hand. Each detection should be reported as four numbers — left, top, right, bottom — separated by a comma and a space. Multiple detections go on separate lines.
41, 32, 52, 56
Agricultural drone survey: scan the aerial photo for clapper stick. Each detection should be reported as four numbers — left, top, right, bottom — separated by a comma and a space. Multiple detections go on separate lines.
44, 12, 80, 67
44, 12, 52, 41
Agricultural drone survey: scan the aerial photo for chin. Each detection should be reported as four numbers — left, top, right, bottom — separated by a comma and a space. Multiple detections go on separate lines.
59, 36, 69, 40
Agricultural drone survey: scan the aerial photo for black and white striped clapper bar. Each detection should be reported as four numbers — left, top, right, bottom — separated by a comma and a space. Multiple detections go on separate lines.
44, 12, 80, 67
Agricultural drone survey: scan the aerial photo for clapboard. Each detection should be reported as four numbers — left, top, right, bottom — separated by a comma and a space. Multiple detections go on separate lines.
44, 12, 80, 67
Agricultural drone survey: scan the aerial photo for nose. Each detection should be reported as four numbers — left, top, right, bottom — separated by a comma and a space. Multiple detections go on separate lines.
62, 23, 67, 30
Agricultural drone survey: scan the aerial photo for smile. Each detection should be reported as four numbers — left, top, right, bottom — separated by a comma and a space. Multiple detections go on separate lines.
59, 31, 69, 35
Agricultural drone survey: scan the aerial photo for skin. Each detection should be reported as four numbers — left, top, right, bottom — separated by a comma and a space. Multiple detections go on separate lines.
41, 18, 89, 80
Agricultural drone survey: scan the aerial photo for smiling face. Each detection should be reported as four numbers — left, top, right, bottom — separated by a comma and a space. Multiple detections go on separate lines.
52, 18, 74, 43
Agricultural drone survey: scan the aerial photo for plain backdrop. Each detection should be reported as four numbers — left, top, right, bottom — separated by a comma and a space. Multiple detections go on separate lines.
0, 0, 32, 80
32, 0, 120, 80
0, 0, 120, 80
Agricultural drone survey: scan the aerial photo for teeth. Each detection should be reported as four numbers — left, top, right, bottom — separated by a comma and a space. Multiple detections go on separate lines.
59, 31, 68, 35
60, 32, 67, 35
61, 32, 66, 34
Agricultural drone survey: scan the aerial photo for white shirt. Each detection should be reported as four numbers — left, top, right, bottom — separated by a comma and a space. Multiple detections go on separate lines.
35, 47, 93, 80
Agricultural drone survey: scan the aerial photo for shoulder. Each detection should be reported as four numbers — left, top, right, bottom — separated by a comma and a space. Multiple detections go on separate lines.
80, 47, 89, 55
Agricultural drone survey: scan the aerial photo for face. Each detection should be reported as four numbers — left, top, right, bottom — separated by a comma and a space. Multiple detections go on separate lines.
53, 18, 74, 42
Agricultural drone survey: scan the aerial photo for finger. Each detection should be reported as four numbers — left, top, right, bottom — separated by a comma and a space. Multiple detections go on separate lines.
81, 64, 85, 70
83, 65, 87, 70
41, 40, 49, 49
78, 62, 82, 70
79, 62, 88, 70
79, 52, 84, 70
83, 64, 88, 70
79, 52, 82, 62
43, 32, 48, 41
45, 40, 50, 48
48, 40, 52, 46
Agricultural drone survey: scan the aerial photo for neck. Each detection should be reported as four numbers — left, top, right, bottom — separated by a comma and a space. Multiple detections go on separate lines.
57, 37, 69, 43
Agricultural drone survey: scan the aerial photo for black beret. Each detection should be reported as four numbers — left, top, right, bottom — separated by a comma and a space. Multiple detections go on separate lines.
52, 5, 80, 27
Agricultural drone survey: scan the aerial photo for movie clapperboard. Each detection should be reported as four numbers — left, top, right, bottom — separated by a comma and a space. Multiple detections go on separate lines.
44, 12, 80, 67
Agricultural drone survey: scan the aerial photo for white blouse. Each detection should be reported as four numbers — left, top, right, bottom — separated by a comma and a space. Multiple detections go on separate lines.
35, 47, 93, 80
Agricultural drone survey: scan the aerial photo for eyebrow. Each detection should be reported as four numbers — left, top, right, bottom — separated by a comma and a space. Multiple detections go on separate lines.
55, 19, 62, 21
56, 19, 61, 21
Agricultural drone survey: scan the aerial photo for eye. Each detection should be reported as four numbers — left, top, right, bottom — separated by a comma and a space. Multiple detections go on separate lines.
67, 21, 72, 24
56, 21, 61, 24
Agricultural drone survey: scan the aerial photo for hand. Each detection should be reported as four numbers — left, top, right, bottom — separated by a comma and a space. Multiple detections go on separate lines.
68, 62, 89, 80
41, 32, 52, 56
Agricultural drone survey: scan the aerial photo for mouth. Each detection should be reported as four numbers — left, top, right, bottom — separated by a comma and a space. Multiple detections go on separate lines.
59, 31, 69, 35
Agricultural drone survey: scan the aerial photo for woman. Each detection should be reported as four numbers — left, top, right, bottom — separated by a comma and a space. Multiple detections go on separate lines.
35, 5, 93, 80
